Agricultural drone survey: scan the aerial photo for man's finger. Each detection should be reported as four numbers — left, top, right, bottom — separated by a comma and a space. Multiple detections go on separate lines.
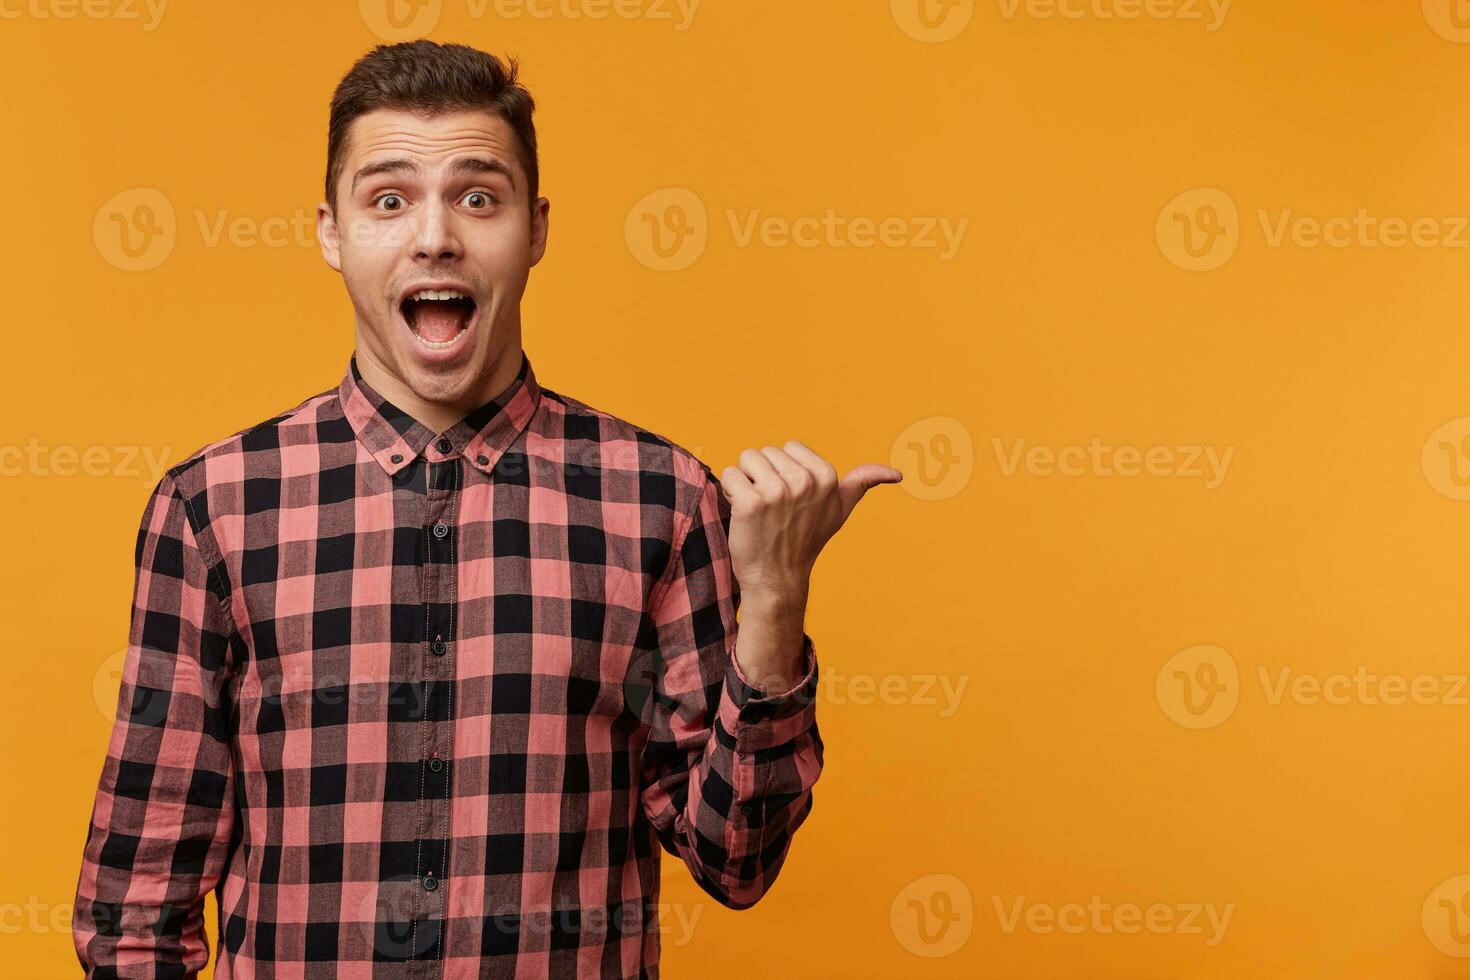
782, 440, 839, 485
837, 463, 904, 519
759, 446, 810, 489
719, 464, 756, 507
737, 447, 784, 496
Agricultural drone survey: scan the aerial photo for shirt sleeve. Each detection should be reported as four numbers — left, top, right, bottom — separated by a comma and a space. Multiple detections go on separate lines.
636, 461, 824, 910
72, 471, 240, 978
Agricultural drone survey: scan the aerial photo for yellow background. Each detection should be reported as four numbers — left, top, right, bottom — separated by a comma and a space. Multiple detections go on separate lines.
5, 0, 1470, 976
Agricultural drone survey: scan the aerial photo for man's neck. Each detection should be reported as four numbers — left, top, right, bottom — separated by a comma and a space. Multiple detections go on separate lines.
354, 341, 524, 436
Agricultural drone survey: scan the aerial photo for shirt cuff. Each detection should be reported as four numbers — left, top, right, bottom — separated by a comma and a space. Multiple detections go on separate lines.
718, 632, 819, 750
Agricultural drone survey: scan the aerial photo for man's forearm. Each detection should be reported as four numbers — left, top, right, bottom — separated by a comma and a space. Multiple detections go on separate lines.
732, 585, 811, 696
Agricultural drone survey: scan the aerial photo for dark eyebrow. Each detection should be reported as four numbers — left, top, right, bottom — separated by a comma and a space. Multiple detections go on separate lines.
350, 156, 519, 194
450, 156, 518, 190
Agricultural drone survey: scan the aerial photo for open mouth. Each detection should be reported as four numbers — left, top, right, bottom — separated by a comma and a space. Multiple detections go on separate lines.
401, 288, 476, 350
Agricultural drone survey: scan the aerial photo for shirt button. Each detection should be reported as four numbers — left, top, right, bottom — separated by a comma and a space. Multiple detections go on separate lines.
433, 522, 449, 538
431, 639, 447, 656
429, 757, 444, 773
423, 873, 438, 892
437, 437, 452, 453
390, 453, 403, 464
477, 454, 489, 465
740, 804, 753, 816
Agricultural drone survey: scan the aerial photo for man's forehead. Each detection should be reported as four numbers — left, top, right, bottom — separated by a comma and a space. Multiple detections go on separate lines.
347, 108, 519, 164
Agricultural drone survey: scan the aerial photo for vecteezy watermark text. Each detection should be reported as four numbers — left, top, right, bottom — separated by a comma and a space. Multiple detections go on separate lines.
992, 437, 1234, 489
992, 895, 1233, 946
995, 0, 1230, 31
0, 0, 168, 30
624, 188, 969, 271
0, 439, 173, 483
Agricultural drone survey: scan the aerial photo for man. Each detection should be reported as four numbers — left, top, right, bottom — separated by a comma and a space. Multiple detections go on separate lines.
72, 39, 901, 978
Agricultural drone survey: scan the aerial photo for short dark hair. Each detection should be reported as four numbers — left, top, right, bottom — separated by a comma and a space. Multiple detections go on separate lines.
325, 40, 538, 212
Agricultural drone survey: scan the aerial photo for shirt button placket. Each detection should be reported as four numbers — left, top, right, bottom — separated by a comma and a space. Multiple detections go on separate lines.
414, 445, 459, 963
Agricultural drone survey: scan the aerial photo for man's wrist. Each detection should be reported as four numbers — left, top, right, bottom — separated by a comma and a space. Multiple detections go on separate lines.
740, 582, 809, 617
733, 583, 811, 697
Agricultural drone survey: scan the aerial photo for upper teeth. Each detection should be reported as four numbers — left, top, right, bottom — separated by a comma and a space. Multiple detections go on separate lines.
411, 289, 468, 301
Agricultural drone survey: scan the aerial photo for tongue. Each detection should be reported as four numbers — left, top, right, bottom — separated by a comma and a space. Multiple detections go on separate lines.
414, 302, 467, 343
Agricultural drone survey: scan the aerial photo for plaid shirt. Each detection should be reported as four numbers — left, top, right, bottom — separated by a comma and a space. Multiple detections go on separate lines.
72, 349, 823, 979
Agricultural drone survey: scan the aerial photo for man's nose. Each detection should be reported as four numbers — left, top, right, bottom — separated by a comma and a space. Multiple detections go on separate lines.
410, 198, 462, 260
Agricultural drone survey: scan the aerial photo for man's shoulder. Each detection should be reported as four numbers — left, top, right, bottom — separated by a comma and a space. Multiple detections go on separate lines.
160, 382, 342, 496
536, 385, 718, 490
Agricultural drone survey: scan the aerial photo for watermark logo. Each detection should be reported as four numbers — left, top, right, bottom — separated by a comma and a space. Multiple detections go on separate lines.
1163, 190, 1470, 271
1157, 188, 1239, 272
996, 0, 1231, 31
94, 188, 370, 270
1159, 650, 1470, 729
94, 646, 177, 726
1258, 667, 1470, 708
355, 873, 439, 960
1156, 645, 1238, 730
471, 0, 700, 29
626, 188, 707, 272
626, 189, 968, 269
892, 416, 974, 501
891, 873, 973, 957
94, 188, 176, 272
891, 0, 974, 42
94, 647, 172, 727
1423, 0, 1470, 43
992, 437, 1233, 489
1424, 874, 1470, 957
993, 895, 1233, 945
0, 897, 76, 935
822, 670, 969, 717
0, 0, 169, 30
0, 439, 173, 482
356, 873, 700, 957
360, 0, 699, 35
359, 0, 442, 40
726, 209, 968, 260
1257, 209, 1470, 250
1423, 416, 1470, 501
94, 648, 125, 721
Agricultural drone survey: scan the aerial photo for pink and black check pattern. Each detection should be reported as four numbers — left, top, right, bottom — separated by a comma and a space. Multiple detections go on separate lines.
72, 349, 823, 979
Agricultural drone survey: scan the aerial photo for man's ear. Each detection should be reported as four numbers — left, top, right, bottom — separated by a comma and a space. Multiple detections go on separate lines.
317, 201, 342, 271
529, 196, 551, 268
